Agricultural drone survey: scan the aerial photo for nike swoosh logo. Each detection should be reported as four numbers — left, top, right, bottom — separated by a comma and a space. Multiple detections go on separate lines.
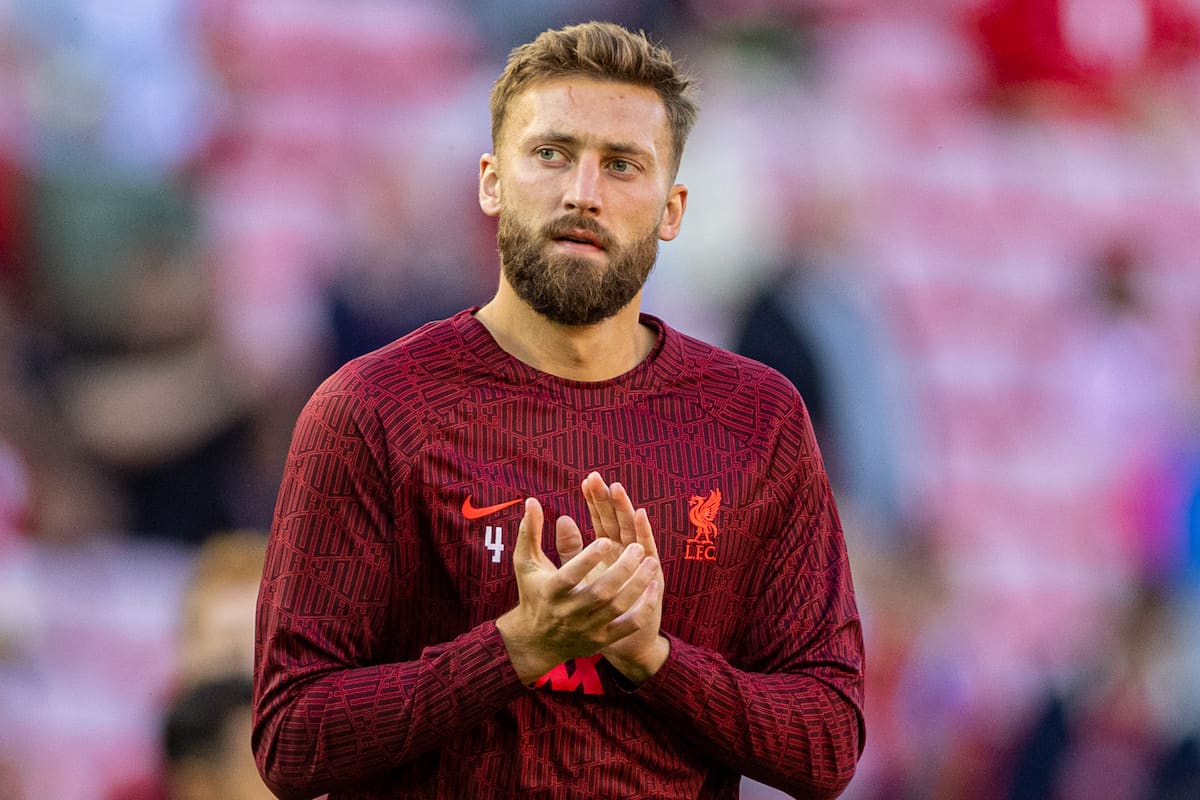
462, 495, 523, 520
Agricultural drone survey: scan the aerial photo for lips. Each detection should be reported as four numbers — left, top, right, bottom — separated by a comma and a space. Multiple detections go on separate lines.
553, 228, 606, 250
545, 216, 611, 252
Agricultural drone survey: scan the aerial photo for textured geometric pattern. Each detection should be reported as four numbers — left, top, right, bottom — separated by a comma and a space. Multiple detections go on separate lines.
254, 310, 865, 799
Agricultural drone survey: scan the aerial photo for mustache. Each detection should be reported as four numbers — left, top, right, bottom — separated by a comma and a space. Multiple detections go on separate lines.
542, 214, 615, 250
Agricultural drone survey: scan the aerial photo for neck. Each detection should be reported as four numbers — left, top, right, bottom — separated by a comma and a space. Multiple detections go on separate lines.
474, 283, 655, 382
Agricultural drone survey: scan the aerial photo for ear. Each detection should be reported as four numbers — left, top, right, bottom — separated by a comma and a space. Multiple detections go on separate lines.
658, 183, 688, 242
479, 153, 501, 217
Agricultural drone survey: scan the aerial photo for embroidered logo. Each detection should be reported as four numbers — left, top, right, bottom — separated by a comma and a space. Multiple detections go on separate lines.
463, 495, 522, 564
462, 495, 523, 520
685, 489, 721, 561
534, 654, 605, 695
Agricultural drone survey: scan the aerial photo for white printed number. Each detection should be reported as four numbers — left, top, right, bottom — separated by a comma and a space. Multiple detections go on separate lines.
485, 526, 504, 563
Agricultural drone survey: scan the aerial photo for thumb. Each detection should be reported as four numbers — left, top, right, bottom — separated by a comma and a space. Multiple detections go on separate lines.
512, 497, 545, 569
555, 514, 584, 564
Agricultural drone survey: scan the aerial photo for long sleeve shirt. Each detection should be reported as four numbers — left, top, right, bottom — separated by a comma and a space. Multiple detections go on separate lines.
253, 309, 865, 799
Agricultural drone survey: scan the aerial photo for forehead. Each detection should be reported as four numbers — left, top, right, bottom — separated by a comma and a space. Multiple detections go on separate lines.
501, 77, 670, 156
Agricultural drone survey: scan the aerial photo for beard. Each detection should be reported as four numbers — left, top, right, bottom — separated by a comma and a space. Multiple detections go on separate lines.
497, 210, 660, 326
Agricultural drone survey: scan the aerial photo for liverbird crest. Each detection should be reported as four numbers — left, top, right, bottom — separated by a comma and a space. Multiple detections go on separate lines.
687, 489, 721, 545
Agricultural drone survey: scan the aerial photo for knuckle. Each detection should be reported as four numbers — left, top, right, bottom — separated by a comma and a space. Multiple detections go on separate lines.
585, 629, 610, 650
590, 583, 616, 604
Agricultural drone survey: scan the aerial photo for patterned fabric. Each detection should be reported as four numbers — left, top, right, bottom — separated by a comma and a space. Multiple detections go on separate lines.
254, 309, 865, 799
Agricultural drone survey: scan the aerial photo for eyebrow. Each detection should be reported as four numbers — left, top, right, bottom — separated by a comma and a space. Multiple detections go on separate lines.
532, 130, 656, 161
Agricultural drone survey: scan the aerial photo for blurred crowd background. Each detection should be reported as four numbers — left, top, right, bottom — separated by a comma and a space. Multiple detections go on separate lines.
1, 1, 1199, 798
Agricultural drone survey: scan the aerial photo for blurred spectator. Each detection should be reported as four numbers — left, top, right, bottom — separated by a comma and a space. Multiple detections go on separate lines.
322, 146, 491, 369
733, 264, 832, 450
49, 237, 255, 544
732, 257, 916, 543
175, 528, 266, 684
162, 675, 273, 800
107, 529, 267, 800
1051, 240, 1178, 585
1005, 584, 1200, 800
838, 523, 959, 800
6, 0, 258, 546
1122, 336, 1200, 588
0, 286, 127, 546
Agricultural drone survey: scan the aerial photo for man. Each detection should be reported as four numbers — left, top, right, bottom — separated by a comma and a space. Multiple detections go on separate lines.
254, 21, 864, 800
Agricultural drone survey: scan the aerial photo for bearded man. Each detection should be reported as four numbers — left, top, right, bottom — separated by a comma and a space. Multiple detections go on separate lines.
253, 20, 864, 800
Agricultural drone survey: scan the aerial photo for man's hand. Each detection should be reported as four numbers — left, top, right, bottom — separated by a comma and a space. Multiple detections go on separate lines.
556, 473, 670, 684
496, 497, 662, 685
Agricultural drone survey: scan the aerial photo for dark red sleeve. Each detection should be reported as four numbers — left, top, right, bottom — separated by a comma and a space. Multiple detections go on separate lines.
251, 376, 525, 799
635, 407, 865, 800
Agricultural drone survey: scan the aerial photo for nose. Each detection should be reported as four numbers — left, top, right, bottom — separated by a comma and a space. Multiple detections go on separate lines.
563, 157, 602, 215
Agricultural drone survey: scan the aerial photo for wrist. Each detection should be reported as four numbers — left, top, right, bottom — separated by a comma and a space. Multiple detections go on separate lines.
496, 608, 557, 685
606, 635, 670, 686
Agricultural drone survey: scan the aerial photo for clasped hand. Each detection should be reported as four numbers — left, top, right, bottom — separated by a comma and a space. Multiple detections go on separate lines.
496, 472, 670, 686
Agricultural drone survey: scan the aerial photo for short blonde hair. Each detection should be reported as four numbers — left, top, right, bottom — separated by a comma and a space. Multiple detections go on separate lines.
490, 21, 698, 177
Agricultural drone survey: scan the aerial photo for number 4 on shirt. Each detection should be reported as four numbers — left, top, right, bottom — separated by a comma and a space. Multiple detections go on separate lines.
485, 525, 504, 563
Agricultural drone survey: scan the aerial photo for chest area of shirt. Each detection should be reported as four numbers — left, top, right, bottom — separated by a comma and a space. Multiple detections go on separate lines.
418, 452, 736, 585
407, 409, 770, 606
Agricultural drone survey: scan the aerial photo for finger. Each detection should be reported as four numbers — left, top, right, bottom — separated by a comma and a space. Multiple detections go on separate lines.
632, 507, 658, 560
602, 576, 662, 640
555, 537, 614, 588
512, 497, 545, 568
555, 514, 584, 563
610, 554, 659, 611
609, 482, 638, 547
582, 472, 617, 543
576, 542, 646, 604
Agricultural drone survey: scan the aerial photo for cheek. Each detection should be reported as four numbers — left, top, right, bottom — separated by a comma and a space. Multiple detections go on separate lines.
627, 200, 670, 242
498, 184, 549, 219
501, 163, 559, 201
611, 185, 670, 222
